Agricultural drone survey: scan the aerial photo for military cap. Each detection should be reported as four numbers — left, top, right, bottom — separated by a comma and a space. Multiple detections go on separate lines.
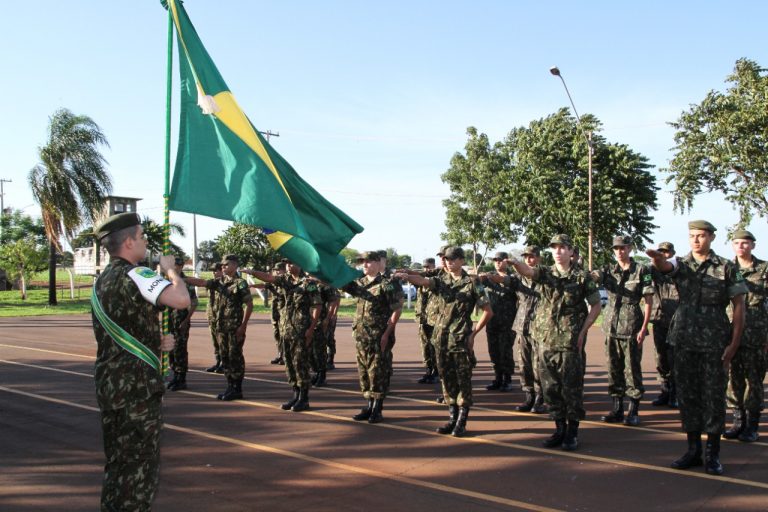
377, 250, 388, 260
174, 256, 184, 266
436, 245, 451, 257
732, 230, 756, 242
492, 251, 509, 261
612, 235, 633, 248
657, 241, 675, 253
549, 234, 573, 247
355, 251, 380, 262
423, 257, 436, 265
688, 220, 717, 233
213, 262, 223, 271
444, 246, 465, 260
221, 254, 239, 264
521, 245, 541, 257
94, 212, 141, 241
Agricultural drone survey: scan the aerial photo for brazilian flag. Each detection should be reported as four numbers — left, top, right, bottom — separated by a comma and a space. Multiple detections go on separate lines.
166, 0, 363, 287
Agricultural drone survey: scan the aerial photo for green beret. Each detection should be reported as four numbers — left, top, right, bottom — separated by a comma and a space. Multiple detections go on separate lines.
732, 230, 756, 242
688, 220, 717, 233
444, 246, 465, 260
95, 212, 141, 241
549, 234, 573, 248
612, 235, 632, 248
521, 245, 541, 257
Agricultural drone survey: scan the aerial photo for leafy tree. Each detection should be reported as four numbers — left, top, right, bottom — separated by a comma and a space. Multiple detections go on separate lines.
214, 223, 277, 269
29, 108, 112, 305
441, 127, 519, 270
340, 247, 360, 265
382, 248, 412, 270
197, 240, 221, 268
496, 109, 658, 267
140, 216, 187, 264
0, 210, 47, 246
665, 58, 768, 229
0, 238, 47, 300
70, 226, 96, 249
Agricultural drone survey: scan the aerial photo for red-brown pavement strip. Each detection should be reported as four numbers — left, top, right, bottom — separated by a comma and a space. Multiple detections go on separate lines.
0, 315, 767, 511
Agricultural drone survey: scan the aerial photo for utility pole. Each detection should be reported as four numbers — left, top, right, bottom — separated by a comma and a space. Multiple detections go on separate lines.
259, 130, 279, 142
0, 179, 11, 241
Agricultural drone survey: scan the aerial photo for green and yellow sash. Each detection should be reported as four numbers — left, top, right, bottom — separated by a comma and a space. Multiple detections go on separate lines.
91, 283, 162, 373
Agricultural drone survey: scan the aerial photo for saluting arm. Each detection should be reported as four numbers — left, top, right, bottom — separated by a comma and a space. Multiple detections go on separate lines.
506, 257, 534, 279
158, 257, 191, 310
241, 268, 276, 283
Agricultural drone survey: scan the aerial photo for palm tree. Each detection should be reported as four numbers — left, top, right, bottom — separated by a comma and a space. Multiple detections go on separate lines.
140, 216, 186, 266
29, 108, 112, 305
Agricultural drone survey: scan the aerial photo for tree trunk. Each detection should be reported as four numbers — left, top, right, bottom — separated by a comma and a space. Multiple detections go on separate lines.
48, 240, 58, 306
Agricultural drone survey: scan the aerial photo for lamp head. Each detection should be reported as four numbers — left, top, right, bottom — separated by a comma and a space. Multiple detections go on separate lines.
549, 66, 561, 76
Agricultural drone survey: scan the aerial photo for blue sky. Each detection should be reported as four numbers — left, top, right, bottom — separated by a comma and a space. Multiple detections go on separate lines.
2, 1, 767, 263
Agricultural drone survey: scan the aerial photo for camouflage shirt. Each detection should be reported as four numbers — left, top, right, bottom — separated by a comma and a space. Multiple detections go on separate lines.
422, 268, 445, 326
530, 265, 601, 351
510, 274, 540, 336
170, 271, 198, 327
318, 283, 341, 323
265, 282, 284, 322
668, 250, 747, 352
206, 274, 252, 332
206, 277, 219, 324
730, 256, 768, 349
481, 270, 517, 329
429, 270, 490, 350
597, 261, 654, 339
344, 274, 403, 349
273, 274, 322, 339
92, 258, 169, 411
649, 267, 679, 325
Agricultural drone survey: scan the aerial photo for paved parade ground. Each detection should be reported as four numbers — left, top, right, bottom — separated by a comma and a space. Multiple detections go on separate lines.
1, 314, 766, 511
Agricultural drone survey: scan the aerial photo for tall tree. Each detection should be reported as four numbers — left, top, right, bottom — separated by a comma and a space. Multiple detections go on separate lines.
497, 109, 658, 266
29, 108, 112, 305
665, 58, 768, 229
0, 210, 47, 246
197, 240, 221, 269
0, 238, 48, 300
215, 223, 277, 270
140, 216, 186, 265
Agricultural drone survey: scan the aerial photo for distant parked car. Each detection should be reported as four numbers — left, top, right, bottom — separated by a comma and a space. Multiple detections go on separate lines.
402, 283, 417, 301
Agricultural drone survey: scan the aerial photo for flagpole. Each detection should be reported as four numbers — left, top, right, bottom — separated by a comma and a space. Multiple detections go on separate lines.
161, 4, 174, 376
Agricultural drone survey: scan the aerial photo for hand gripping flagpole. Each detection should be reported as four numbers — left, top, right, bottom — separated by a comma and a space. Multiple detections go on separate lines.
161, 4, 174, 376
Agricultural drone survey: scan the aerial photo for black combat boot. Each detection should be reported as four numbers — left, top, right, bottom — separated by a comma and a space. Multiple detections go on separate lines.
499, 373, 513, 392
168, 372, 187, 391
705, 433, 723, 475
651, 383, 670, 406
291, 388, 310, 412
436, 405, 459, 434
368, 398, 384, 424
353, 399, 374, 421
516, 392, 534, 412
452, 406, 470, 437
205, 357, 221, 372
668, 382, 678, 408
601, 396, 625, 423
485, 372, 502, 391
311, 373, 319, 386
623, 398, 640, 426
281, 387, 300, 410
436, 395, 445, 404
270, 352, 284, 365
326, 354, 335, 371
417, 368, 433, 384
428, 367, 440, 383
543, 419, 567, 448
532, 394, 547, 414
723, 409, 745, 439
671, 431, 703, 469
166, 373, 180, 390
214, 361, 225, 374
738, 412, 760, 443
221, 378, 243, 401
217, 378, 234, 400
314, 371, 327, 387
561, 420, 580, 451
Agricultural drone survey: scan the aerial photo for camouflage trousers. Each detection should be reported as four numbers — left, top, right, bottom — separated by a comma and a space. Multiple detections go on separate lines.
272, 320, 283, 355
284, 334, 312, 390
169, 321, 190, 374
605, 336, 645, 400
356, 341, 389, 399
674, 349, 726, 434
208, 321, 219, 360
539, 349, 585, 421
651, 321, 674, 388
727, 346, 767, 414
216, 330, 245, 380
486, 325, 515, 375
418, 322, 437, 371
326, 317, 338, 360
516, 333, 541, 395
436, 346, 474, 407
100, 395, 162, 512
311, 328, 328, 373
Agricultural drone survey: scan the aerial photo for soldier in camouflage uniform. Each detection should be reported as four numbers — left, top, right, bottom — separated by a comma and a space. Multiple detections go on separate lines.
246, 263, 322, 412
91, 213, 191, 511
480, 251, 517, 392
723, 230, 768, 443
415, 257, 439, 384
343, 251, 404, 423
507, 234, 601, 451
593, 235, 654, 426
647, 220, 747, 476
311, 282, 340, 387
325, 287, 340, 370
265, 261, 287, 365
167, 256, 198, 391
649, 242, 679, 407
397, 246, 493, 437
187, 255, 253, 401
204, 263, 224, 373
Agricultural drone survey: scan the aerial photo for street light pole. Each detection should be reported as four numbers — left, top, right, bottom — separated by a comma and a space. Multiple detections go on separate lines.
549, 66, 594, 271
